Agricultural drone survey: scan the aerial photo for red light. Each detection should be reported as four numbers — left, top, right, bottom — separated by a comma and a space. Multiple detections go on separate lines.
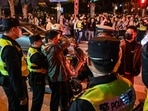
141, 0, 145, 3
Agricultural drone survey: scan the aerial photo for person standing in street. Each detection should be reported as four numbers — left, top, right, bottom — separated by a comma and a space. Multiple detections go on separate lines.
27, 34, 48, 111
142, 41, 148, 111
69, 37, 136, 111
41, 30, 71, 111
117, 25, 142, 84
0, 18, 28, 111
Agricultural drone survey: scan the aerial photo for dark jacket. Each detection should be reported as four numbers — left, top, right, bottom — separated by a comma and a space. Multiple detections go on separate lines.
27, 46, 48, 84
0, 35, 26, 99
88, 22, 96, 31
28, 46, 48, 72
118, 40, 142, 76
142, 42, 148, 88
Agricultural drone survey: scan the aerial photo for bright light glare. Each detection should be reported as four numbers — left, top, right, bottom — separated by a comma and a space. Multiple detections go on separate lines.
141, 0, 145, 3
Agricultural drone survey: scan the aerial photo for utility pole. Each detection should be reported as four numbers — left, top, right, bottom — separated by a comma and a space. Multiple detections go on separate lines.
74, 0, 79, 16
140, 0, 147, 17
57, 2, 61, 22
90, 2, 95, 17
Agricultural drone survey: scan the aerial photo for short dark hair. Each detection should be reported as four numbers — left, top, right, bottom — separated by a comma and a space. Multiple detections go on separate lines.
126, 25, 137, 33
45, 30, 61, 42
29, 34, 42, 44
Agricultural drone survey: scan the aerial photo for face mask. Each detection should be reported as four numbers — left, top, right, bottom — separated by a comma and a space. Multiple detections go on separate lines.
124, 33, 133, 40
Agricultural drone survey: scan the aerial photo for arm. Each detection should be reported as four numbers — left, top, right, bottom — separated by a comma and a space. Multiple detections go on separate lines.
31, 52, 48, 69
30, 52, 48, 74
58, 37, 70, 51
133, 44, 142, 76
2, 46, 26, 99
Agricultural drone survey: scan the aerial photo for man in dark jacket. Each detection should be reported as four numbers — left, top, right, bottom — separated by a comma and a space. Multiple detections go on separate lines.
142, 42, 148, 111
0, 18, 28, 111
117, 25, 142, 84
41, 30, 71, 111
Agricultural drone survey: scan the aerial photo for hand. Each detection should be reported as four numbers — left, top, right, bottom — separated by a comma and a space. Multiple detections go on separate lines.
41, 68, 47, 74
20, 97, 27, 105
120, 39, 126, 46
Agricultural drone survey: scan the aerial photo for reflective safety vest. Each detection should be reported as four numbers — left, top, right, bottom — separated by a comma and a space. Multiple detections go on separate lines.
79, 76, 136, 111
27, 47, 43, 73
0, 38, 29, 77
76, 21, 83, 30
21, 54, 29, 77
143, 88, 148, 111
138, 24, 147, 31
0, 39, 12, 76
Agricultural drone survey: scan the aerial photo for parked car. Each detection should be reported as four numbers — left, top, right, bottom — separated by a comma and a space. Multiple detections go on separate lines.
0, 22, 47, 53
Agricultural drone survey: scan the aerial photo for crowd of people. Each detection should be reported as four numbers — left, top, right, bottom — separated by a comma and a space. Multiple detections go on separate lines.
1, 9, 148, 111
14, 12, 148, 43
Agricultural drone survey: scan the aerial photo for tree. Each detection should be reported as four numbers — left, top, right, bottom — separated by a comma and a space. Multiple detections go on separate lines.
21, 0, 28, 20
8, 0, 16, 17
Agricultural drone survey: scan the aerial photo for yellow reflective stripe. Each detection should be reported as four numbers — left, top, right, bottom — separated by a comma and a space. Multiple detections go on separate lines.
143, 89, 148, 111
0, 39, 12, 76
21, 54, 29, 77
27, 47, 43, 73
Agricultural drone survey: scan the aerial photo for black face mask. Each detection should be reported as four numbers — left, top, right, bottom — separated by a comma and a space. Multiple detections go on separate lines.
124, 33, 133, 40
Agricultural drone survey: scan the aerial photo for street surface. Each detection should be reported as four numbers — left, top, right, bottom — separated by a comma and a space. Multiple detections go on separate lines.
0, 42, 146, 111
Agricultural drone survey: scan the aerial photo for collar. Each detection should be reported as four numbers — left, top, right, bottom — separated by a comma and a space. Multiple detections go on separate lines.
2, 35, 20, 47
30, 45, 41, 51
88, 74, 117, 88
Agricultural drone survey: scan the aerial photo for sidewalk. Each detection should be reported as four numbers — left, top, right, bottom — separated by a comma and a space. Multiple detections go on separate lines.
0, 74, 146, 111
0, 84, 51, 111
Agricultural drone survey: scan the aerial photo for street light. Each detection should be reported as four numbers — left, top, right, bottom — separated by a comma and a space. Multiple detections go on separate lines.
141, 0, 146, 3
139, 0, 147, 16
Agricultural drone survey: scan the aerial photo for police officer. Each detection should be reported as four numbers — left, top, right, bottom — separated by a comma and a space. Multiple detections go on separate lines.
95, 25, 115, 37
69, 37, 136, 111
0, 18, 28, 111
142, 41, 148, 111
27, 34, 48, 111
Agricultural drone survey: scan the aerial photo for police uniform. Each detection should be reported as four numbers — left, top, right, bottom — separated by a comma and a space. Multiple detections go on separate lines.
142, 42, 148, 111
95, 25, 115, 37
27, 35, 48, 111
69, 37, 136, 111
0, 18, 28, 111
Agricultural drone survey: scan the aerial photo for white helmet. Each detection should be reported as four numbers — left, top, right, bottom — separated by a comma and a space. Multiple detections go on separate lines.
51, 23, 63, 32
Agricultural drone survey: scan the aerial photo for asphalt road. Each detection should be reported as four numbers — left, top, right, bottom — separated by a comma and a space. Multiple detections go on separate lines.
0, 74, 146, 111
